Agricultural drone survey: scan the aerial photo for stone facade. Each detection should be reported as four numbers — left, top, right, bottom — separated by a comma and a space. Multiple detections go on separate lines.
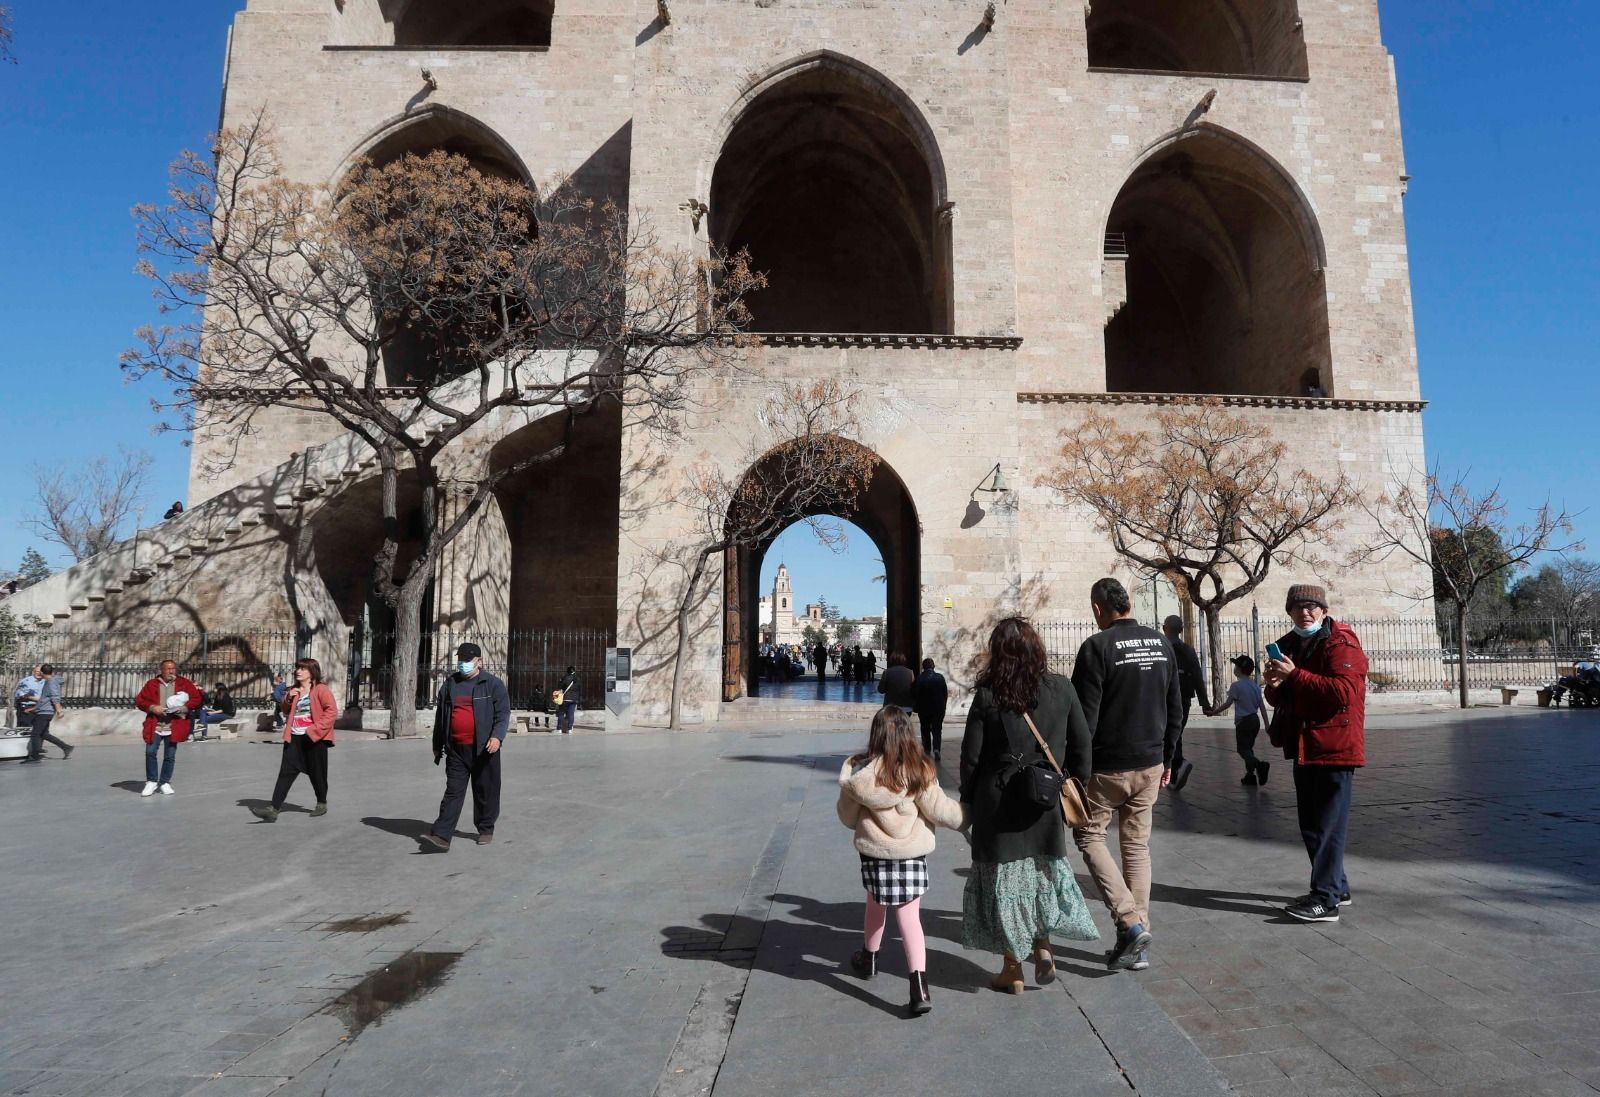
9, 0, 1435, 728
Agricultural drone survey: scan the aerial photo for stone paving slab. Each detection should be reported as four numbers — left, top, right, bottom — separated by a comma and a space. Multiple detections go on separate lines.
2, 706, 1597, 1096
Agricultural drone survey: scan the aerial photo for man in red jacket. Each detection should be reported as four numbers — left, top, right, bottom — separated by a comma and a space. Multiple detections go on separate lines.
134, 659, 201, 797
1264, 584, 1368, 924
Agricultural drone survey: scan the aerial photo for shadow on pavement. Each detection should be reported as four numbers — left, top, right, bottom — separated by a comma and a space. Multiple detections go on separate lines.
359, 816, 448, 853
237, 797, 309, 815
720, 753, 842, 769
1148, 881, 1285, 916
109, 781, 146, 793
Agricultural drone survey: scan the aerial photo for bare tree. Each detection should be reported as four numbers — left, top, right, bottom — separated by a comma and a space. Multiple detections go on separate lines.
124, 115, 762, 737
0, 6, 14, 63
29, 448, 153, 562
661, 380, 879, 729
1045, 402, 1356, 699
1353, 467, 1580, 708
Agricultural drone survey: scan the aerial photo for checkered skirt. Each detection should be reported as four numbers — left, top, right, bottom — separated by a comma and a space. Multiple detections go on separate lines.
859, 854, 930, 905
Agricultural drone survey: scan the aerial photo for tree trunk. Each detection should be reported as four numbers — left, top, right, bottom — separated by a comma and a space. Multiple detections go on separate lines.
1204, 605, 1227, 704
386, 576, 430, 739
669, 551, 711, 731
1456, 603, 1470, 710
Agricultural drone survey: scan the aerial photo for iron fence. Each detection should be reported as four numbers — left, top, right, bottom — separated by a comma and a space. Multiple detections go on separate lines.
1, 626, 613, 712
1037, 616, 1600, 694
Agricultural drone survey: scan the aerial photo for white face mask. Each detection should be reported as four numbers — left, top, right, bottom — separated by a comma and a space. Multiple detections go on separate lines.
1292, 622, 1323, 638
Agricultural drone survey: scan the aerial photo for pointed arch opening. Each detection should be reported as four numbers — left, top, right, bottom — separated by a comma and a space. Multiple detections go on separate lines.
1103, 128, 1331, 397
1087, 0, 1308, 80
392, 0, 553, 47
710, 55, 953, 335
722, 440, 921, 701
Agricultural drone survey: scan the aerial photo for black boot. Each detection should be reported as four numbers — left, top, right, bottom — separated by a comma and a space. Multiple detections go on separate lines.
907, 971, 932, 1016
849, 948, 877, 979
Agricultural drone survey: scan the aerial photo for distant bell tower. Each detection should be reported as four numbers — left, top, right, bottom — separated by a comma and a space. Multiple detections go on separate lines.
773, 563, 792, 619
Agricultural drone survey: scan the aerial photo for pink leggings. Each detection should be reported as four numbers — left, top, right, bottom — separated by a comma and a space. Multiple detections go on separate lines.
863, 893, 926, 973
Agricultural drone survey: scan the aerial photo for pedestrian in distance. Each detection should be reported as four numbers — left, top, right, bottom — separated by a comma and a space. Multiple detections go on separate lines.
1071, 578, 1183, 973
20, 664, 72, 763
14, 664, 44, 729
1161, 615, 1211, 791
162, 500, 184, 520
269, 673, 288, 730
554, 665, 579, 734
135, 659, 200, 796
425, 643, 510, 850
877, 651, 916, 712
960, 617, 1099, 994
1207, 656, 1269, 786
912, 658, 949, 762
865, 648, 878, 679
196, 683, 236, 739
838, 706, 967, 1017
1264, 584, 1368, 924
813, 641, 829, 682
251, 659, 336, 822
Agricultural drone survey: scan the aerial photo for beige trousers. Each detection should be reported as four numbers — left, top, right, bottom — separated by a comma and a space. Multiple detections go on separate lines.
1073, 764, 1163, 931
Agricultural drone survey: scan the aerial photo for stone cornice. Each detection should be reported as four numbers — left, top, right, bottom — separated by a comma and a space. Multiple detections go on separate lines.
740, 333, 1023, 350
1017, 392, 1427, 413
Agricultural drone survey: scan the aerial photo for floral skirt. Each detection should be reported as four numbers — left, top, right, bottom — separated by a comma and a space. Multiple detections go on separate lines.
962, 855, 1099, 957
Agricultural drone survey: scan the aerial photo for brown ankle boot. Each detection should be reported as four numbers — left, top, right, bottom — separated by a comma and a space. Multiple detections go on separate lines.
990, 954, 1024, 994
1033, 938, 1057, 986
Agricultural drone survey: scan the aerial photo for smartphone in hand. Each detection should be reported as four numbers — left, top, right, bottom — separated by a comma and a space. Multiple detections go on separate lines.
1265, 642, 1284, 662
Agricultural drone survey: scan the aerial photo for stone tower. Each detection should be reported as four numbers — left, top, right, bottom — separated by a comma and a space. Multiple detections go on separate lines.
8, 0, 1436, 729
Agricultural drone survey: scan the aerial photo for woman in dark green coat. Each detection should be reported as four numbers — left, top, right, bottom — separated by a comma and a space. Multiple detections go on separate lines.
960, 617, 1099, 993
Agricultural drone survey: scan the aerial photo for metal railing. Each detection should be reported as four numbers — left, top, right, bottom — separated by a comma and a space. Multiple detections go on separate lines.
1, 626, 613, 711
1038, 616, 1600, 693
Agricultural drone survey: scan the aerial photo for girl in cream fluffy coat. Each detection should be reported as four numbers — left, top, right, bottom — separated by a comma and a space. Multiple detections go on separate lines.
838, 706, 968, 1017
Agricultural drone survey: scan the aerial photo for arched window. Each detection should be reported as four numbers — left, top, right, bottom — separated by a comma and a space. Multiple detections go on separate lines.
393, 0, 553, 48
710, 55, 953, 335
1087, 0, 1308, 79
1104, 128, 1331, 397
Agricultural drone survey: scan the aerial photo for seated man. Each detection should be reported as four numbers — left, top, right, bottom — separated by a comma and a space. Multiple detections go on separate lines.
196, 684, 235, 737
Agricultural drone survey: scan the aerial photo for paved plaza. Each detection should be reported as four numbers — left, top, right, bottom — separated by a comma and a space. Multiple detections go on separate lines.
2, 705, 1599, 1097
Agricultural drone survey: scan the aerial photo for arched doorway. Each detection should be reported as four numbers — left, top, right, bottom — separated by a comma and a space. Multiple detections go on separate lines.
1104, 127, 1331, 397
709, 54, 953, 334
723, 449, 920, 700
1086, 0, 1308, 79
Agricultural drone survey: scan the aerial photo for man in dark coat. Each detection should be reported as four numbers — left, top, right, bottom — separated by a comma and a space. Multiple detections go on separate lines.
1072, 578, 1183, 972
555, 665, 580, 733
1265, 584, 1368, 924
911, 658, 949, 760
425, 643, 510, 850
877, 652, 916, 711
813, 641, 828, 681
1161, 615, 1212, 790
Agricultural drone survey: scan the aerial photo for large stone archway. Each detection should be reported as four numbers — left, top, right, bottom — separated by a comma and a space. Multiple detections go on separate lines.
722, 444, 920, 700
709, 55, 953, 335
1104, 127, 1332, 397
1086, 0, 1308, 79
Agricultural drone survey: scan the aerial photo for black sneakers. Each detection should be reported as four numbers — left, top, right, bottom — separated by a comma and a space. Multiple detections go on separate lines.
1256, 762, 1269, 785
1170, 761, 1195, 790
1240, 771, 1258, 785
1284, 898, 1340, 923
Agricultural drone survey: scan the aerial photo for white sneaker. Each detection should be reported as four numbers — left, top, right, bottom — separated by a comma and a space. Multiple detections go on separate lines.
141, 782, 158, 797
159, 783, 175, 795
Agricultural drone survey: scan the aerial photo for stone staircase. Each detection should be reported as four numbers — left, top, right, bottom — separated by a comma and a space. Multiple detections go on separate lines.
5, 425, 402, 628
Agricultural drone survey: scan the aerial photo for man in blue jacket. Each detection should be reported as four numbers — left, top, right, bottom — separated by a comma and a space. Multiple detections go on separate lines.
425, 643, 510, 850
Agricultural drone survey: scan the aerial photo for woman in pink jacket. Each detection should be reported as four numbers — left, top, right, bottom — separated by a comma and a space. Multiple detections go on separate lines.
251, 658, 337, 822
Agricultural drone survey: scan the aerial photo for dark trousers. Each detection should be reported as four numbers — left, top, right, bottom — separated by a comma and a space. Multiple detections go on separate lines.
1293, 763, 1354, 905
432, 740, 501, 839
1172, 699, 1193, 769
145, 737, 178, 784
28, 714, 68, 758
272, 737, 330, 807
557, 701, 577, 732
918, 715, 943, 757
1235, 714, 1262, 769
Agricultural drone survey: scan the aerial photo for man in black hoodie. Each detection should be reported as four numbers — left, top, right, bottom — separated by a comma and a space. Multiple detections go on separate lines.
1070, 578, 1184, 972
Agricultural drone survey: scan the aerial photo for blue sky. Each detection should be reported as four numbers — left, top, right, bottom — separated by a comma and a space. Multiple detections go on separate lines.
1, 1, 1595, 607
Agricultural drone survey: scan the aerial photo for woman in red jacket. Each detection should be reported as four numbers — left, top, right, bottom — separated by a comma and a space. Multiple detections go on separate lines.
251, 658, 337, 822
1265, 584, 1369, 925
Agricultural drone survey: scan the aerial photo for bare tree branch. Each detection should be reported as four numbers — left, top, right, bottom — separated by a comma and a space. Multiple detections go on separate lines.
29, 448, 153, 562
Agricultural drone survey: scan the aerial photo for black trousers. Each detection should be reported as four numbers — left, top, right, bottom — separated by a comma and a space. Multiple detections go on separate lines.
1172, 699, 1194, 769
918, 715, 943, 757
1294, 763, 1354, 905
1234, 714, 1262, 768
432, 740, 501, 839
271, 737, 330, 807
28, 714, 68, 758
